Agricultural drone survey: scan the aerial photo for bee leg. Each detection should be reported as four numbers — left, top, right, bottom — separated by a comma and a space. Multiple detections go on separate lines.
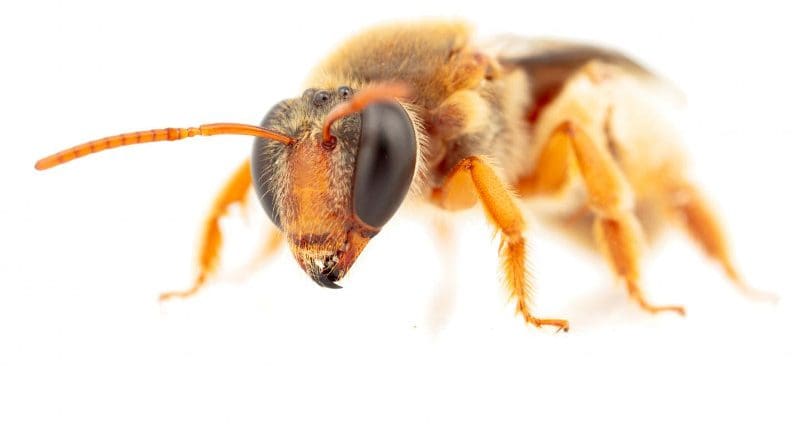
664, 180, 773, 300
551, 121, 686, 315
227, 228, 283, 282
426, 218, 457, 332
593, 214, 685, 315
160, 159, 254, 301
434, 156, 570, 331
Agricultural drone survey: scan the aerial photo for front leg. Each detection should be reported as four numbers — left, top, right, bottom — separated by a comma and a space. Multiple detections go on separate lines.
433, 156, 569, 331
160, 159, 282, 301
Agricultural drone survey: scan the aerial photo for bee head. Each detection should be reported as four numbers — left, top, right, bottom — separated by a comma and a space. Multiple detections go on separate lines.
252, 84, 417, 288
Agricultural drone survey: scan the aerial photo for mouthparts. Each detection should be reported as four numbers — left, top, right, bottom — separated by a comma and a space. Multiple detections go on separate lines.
307, 255, 344, 289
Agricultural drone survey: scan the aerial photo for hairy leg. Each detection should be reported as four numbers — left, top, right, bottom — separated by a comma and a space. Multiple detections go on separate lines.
434, 156, 569, 331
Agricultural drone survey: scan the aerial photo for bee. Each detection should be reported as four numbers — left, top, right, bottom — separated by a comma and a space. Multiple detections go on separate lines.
35, 21, 762, 332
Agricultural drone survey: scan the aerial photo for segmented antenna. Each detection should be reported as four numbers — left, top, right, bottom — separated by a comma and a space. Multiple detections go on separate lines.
34, 123, 295, 170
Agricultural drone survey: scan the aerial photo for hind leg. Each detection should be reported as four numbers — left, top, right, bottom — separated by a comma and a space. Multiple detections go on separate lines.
160, 159, 279, 301
663, 179, 769, 298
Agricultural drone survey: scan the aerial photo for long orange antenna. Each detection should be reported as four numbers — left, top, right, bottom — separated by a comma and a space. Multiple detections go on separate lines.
34, 123, 295, 170
321, 83, 411, 146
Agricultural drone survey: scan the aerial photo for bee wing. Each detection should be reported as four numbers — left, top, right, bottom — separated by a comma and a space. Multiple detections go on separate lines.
481, 35, 685, 106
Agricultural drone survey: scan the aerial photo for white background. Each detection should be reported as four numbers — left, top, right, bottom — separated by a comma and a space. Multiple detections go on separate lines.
1, 1, 798, 444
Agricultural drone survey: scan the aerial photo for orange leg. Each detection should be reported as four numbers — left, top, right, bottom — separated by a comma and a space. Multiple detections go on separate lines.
551, 121, 685, 315
665, 180, 771, 299
160, 158, 255, 301
434, 156, 569, 331
426, 218, 457, 332
227, 228, 283, 282
515, 122, 575, 197
593, 214, 685, 314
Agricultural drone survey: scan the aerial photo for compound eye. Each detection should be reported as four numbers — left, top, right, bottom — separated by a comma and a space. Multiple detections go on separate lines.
251, 150, 282, 229
352, 101, 416, 228
251, 102, 289, 229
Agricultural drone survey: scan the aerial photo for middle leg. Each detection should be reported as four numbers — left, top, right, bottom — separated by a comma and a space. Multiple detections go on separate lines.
547, 121, 685, 315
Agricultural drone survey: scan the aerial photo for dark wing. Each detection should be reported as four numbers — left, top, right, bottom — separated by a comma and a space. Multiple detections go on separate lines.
485, 37, 676, 120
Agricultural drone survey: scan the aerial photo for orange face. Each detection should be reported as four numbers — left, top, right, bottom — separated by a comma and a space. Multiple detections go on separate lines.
252, 86, 417, 288
33, 83, 417, 290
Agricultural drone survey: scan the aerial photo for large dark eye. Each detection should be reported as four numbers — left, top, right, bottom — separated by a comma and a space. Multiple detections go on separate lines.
352, 101, 416, 228
251, 153, 281, 229
252, 102, 289, 229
